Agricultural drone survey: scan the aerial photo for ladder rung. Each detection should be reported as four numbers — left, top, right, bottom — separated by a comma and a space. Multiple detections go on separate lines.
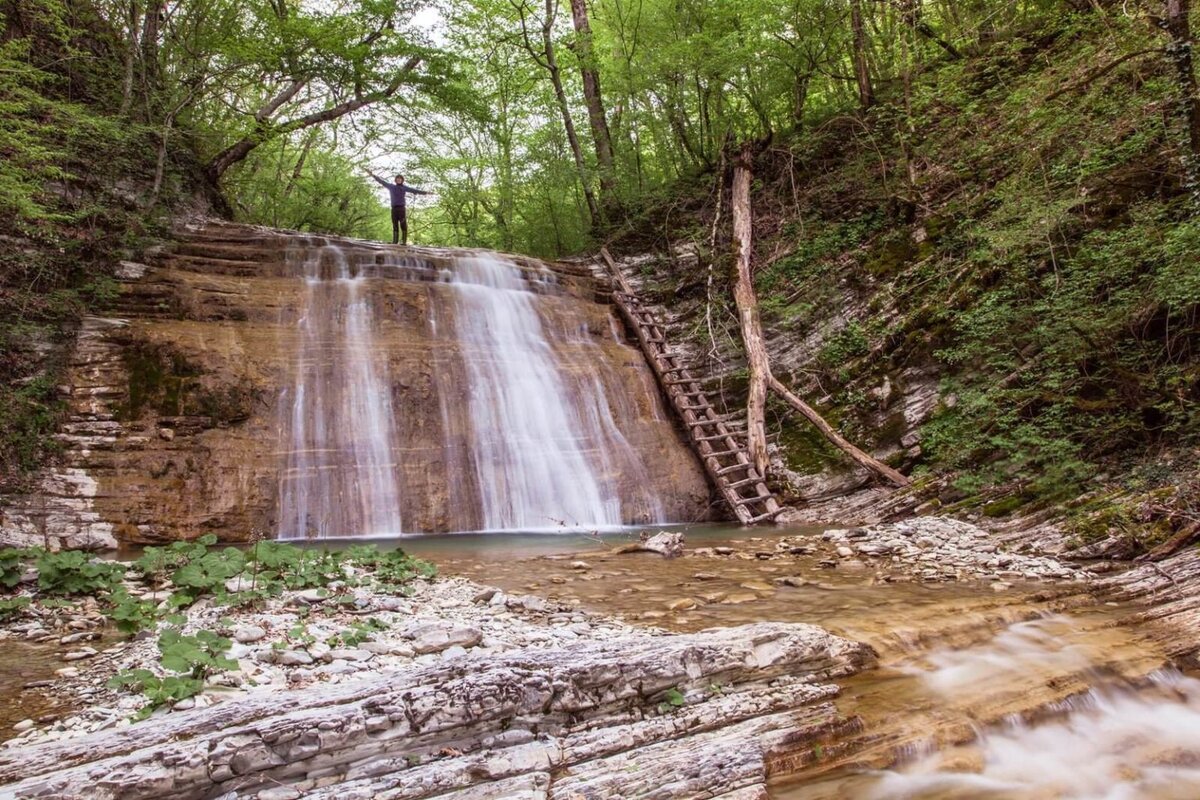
743, 509, 782, 524
664, 377, 704, 386
725, 476, 763, 489
733, 492, 776, 506
692, 432, 738, 442
716, 462, 754, 476
701, 448, 744, 458
687, 415, 737, 427
678, 404, 715, 414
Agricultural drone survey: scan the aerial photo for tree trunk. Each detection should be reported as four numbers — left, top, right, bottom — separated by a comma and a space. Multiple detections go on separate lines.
119, 0, 140, 115
897, 0, 961, 60
1163, 0, 1200, 204
850, 0, 874, 110
569, 0, 617, 207
542, 0, 600, 226
138, 1, 160, 104
729, 145, 910, 489
730, 144, 771, 478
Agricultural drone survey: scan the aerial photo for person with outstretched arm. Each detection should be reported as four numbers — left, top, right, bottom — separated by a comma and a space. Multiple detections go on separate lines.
368, 171, 433, 245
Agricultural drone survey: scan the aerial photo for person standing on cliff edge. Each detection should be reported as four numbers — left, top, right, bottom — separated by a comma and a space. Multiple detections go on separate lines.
368, 171, 433, 245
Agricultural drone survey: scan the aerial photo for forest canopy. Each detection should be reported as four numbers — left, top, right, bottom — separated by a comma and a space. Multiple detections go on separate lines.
2, 0, 1198, 505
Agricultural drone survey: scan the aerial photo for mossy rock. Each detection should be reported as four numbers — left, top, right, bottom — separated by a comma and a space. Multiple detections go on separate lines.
982, 495, 1027, 518
863, 236, 919, 279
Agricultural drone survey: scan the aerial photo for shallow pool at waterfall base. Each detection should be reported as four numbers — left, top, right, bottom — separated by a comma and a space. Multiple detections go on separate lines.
227, 522, 819, 563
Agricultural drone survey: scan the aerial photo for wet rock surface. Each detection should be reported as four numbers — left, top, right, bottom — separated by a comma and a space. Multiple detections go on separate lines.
0, 575, 870, 800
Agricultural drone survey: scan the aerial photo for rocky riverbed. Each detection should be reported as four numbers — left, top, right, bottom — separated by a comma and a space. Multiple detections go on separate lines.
1, 576, 649, 748
0, 547, 874, 800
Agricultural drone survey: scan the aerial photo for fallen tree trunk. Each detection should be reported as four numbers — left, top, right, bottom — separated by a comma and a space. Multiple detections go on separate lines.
768, 375, 911, 487
729, 144, 910, 489
610, 530, 685, 558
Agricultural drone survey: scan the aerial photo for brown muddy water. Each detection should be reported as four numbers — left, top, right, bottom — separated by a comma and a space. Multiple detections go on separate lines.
406, 523, 1200, 800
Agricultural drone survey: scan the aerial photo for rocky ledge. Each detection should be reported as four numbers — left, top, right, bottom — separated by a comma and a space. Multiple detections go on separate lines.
0, 576, 871, 799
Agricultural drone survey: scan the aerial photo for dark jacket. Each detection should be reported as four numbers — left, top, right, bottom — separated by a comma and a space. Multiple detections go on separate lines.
372, 175, 430, 209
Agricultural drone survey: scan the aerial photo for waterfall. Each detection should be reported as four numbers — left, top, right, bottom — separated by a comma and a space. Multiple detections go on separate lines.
448, 254, 628, 530
274, 243, 673, 537
276, 244, 404, 539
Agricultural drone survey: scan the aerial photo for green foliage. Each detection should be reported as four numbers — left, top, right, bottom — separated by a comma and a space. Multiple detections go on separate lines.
34, 550, 126, 596
106, 670, 205, 720
0, 596, 31, 621
107, 590, 160, 635
816, 323, 870, 371
157, 628, 237, 677
344, 546, 437, 589
108, 627, 237, 718
329, 617, 389, 648
0, 549, 28, 588
0, 0, 173, 488
224, 139, 391, 240
657, 687, 686, 712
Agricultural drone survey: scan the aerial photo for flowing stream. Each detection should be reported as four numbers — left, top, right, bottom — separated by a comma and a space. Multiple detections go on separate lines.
408, 525, 1200, 800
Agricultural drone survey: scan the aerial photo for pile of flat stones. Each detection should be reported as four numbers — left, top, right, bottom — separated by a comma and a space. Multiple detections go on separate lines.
815, 517, 1086, 585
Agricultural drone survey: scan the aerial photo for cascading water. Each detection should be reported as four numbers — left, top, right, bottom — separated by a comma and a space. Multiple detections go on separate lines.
276, 244, 405, 539
447, 254, 633, 530
274, 244, 673, 537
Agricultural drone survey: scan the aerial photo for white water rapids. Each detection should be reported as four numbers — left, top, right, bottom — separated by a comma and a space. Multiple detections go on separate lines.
859, 616, 1200, 799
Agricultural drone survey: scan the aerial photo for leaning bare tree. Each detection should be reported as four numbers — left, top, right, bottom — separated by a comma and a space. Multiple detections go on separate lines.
728, 143, 909, 488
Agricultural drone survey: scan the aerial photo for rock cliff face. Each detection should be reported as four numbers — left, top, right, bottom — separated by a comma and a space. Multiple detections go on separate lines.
0, 221, 711, 547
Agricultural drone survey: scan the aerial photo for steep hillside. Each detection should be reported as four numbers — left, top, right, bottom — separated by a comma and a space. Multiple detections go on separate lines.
0, 0, 210, 490
609, 11, 1200, 554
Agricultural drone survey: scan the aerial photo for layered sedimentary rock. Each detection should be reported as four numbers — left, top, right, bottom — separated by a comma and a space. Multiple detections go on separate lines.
0, 221, 710, 545
0, 622, 871, 799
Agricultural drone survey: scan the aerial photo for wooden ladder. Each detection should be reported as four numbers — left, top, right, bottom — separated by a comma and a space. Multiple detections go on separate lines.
597, 252, 782, 525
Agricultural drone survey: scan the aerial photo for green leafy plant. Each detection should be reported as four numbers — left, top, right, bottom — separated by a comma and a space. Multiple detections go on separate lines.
0, 596, 31, 620
157, 628, 237, 678
34, 550, 125, 596
657, 687, 687, 713
106, 590, 160, 634
107, 627, 236, 719
329, 617, 388, 648
0, 549, 29, 588
107, 670, 205, 721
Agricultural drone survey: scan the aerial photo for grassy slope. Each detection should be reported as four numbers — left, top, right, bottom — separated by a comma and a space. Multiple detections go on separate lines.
615, 11, 1199, 551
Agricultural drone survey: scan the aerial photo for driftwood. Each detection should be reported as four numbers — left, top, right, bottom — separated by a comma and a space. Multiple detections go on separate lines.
1135, 522, 1200, 562
611, 530, 685, 558
730, 144, 909, 489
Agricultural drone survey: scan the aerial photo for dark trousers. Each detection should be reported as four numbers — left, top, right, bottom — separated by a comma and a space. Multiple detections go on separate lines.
391, 205, 407, 245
